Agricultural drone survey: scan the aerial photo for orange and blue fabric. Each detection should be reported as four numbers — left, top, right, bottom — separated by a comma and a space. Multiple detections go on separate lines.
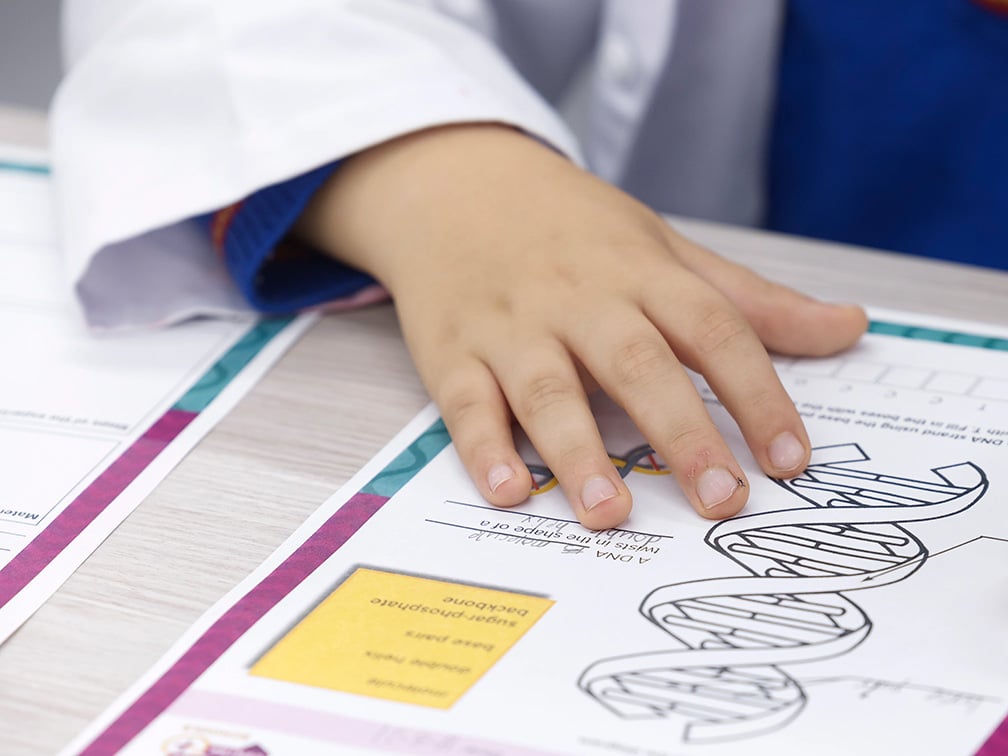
200, 161, 377, 313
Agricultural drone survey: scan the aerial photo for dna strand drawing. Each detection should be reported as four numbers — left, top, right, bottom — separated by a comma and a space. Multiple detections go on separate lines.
527, 444, 669, 494
577, 443, 988, 744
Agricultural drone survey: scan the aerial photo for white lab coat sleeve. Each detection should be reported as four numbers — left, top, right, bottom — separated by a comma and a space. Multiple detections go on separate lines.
52, 0, 584, 328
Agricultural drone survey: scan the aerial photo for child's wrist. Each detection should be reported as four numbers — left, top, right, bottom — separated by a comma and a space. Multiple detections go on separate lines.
292, 123, 566, 291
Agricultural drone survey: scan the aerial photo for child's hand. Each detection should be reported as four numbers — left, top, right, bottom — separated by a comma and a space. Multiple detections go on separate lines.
295, 124, 867, 530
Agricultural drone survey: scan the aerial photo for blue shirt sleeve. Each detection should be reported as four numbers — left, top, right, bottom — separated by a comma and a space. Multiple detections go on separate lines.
765, 0, 1008, 269
199, 162, 377, 314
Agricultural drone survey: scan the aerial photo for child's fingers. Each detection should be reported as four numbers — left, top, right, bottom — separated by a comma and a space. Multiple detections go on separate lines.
486, 340, 633, 530
667, 231, 869, 356
643, 279, 812, 481
296, 124, 866, 529
564, 308, 748, 519
433, 358, 532, 507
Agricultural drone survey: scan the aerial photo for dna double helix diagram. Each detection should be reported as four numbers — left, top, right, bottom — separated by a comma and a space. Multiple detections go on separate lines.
527, 444, 669, 494
575, 443, 988, 744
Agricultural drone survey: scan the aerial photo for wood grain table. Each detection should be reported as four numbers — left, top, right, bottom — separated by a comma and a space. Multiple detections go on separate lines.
1, 107, 1006, 755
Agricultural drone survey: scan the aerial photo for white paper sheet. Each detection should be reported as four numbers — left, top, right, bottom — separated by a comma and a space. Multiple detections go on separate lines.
0, 148, 315, 642
64, 308, 1008, 756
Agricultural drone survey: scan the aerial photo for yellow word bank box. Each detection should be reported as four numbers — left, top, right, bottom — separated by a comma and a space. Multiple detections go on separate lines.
251, 567, 554, 708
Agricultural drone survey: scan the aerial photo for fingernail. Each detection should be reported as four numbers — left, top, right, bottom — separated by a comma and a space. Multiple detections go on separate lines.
487, 463, 515, 493
768, 431, 806, 473
582, 475, 618, 511
697, 467, 740, 509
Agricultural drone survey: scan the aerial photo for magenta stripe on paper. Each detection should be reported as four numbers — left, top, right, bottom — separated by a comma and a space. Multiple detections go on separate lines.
81, 491, 389, 755
978, 719, 1008, 755
168, 689, 562, 755
0, 409, 196, 605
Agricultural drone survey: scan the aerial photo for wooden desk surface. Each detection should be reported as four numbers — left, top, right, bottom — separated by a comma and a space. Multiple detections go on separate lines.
1, 111, 1007, 755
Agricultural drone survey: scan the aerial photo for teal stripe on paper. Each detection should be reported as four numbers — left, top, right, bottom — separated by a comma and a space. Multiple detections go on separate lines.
173, 318, 294, 413
869, 320, 1008, 352
361, 419, 451, 498
0, 160, 49, 175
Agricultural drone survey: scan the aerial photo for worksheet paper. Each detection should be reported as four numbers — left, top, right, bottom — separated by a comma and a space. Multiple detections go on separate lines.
0, 149, 315, 642
67, 309, 1008, 756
